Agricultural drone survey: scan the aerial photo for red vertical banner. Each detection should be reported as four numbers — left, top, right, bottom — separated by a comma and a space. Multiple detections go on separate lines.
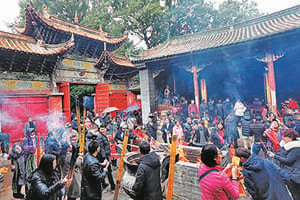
201, 79, 207, 103
192, 67, 200, 115
95, 83, 109, 114
264, 73, 271, 109
58, 82, 71, 123
267, 56, 277, 113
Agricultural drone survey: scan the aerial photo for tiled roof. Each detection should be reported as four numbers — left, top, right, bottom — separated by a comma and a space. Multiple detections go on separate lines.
17, 5, 127, 45
0, 31, 74, 55
132, 4, 300, 62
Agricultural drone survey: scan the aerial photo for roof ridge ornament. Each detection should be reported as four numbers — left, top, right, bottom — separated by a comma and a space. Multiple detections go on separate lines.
256, 53, 284, 63
43, 5, 50, 19
99, 25, 109, 37
74, 11, 79, 24
37, 39, 46, 47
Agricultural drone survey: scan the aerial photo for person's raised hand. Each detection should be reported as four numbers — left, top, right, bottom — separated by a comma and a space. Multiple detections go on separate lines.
231, 166, 238, 180
267, 151, 275, 158
223, 163, 233, 172
62, 176, 72, 187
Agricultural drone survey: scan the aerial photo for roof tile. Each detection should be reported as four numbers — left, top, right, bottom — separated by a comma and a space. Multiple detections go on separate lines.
132, 5, 300, 62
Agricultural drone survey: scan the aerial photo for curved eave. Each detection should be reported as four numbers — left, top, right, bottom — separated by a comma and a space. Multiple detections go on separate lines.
96, 51, 135, 68
19, 6, 127, 46
0, 31, 74, 56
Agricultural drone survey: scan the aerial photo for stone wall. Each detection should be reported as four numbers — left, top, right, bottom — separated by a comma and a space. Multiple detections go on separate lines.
173, 161, 201, 200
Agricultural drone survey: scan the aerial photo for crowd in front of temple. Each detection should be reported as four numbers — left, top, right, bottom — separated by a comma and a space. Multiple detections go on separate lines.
0, 96, 300, 200
145, 96, 300, 200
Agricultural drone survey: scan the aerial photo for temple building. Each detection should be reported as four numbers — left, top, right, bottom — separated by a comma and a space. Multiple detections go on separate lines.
0, 5, 138, 142
131, 5, 300, 123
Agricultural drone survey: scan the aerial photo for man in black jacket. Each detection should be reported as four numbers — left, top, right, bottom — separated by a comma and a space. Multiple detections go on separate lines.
183, 117, 193, 143
96, 125, 115, 191
161, 118, 174, 143
146, 115, 157, 140
191, 120, 209, 147
240, 111, 254, 150
132, 141, 162, 200
81, 141, 109, 200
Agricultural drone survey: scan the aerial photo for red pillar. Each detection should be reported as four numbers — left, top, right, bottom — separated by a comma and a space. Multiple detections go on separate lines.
192, 66, 200, 114
267, 54, 277, 113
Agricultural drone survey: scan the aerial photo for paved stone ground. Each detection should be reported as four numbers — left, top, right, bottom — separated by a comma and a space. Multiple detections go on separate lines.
1, 173, 251, 200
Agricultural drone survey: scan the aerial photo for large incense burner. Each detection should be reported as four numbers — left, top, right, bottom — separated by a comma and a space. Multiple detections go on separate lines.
121, 151, 171, 198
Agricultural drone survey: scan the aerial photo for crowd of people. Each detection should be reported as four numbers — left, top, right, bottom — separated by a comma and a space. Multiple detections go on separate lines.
1, 96, 300, 200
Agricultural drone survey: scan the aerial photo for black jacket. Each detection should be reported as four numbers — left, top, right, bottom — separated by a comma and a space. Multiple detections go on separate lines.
249, 121, 268, 143
84, 131, 97, 153
161, 122, 174, 143
81, 153, 107, 200
192, 127, 209, 145
275, 140, 300, 184
96, 133, 111, 161
242, 155, 292, 200
26, 169, 63, 200
240, 113, 253, 136
132, 152, 162, 200
146, 123, 157, 140
183, 122, 193, 142
44, 137, 59, 155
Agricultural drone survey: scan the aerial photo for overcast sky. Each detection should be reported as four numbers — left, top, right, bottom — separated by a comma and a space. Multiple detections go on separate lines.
0, 0, 299, 32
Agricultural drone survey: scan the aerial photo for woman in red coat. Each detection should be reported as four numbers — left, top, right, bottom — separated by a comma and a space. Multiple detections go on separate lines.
198, 144, 240, 200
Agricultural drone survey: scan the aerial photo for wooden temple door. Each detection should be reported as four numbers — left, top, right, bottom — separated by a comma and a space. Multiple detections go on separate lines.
95, 83, 109, 114
58, 82, 71, 123
0, 96, 49, 143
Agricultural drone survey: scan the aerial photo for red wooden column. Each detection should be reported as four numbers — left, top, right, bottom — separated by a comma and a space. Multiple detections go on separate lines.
58, 82, 71, 123
192, 66, 200, 114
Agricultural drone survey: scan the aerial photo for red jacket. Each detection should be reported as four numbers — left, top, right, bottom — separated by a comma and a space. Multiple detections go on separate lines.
188, 104, 198, 116
198, 164, 240, 200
